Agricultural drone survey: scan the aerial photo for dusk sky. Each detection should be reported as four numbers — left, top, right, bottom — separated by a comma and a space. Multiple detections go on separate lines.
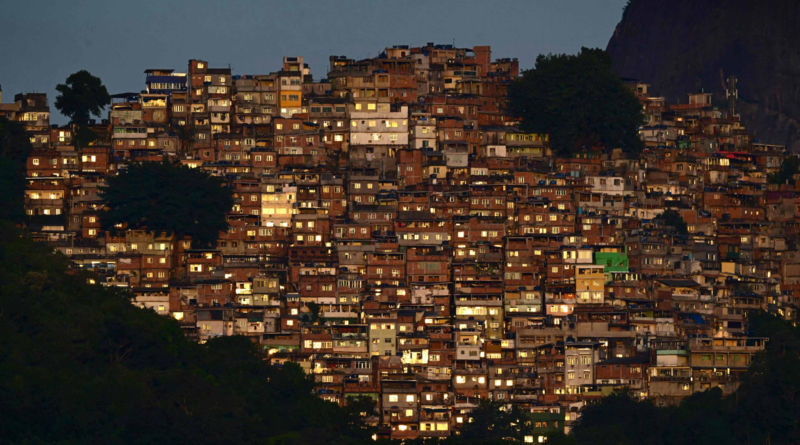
0, 0, 627, 124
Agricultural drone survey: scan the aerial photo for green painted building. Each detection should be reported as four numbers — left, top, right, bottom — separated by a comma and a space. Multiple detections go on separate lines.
594, 247, 629, 283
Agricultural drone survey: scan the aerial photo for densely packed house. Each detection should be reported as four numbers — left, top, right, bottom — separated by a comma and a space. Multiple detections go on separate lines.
3, 43, 796, 440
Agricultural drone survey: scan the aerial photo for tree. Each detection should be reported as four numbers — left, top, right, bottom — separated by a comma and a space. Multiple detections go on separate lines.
622, 0, 633, 18
0, 117, 33, 222
302, 301, 323, 325
174, 122, 197, 154
0, 116, 32, 163
459, 399, 530, 444
730, 312, 800, 444
571, 390, 668, 445
55, 70, 111, 148
563, 313, 800, 445
343, 395, 379, 440
655, 209, 688, 235
0, 224, 373, 444
768, 155, 799, 185
100, 161, 233, 247
666, 388, 735, 445
507, 48, 645, 156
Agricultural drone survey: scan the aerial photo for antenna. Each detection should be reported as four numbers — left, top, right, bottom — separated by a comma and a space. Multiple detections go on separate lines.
726, 76, 738, 117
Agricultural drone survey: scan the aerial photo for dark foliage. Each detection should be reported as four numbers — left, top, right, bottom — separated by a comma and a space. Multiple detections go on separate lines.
55, 70, 111, 126
394, 400, 540, 445
768, 155, 799, 185
572, 390, 670, 445
458, 399, 530, 444
302, 301, 323, 325
732, 311, 800, 444
55, 70, 111, 148
100, 161, 234, 247
0, 223, 373, 444
507, 48, 645, 156
567, 312, 800, 445
654, 209, 688, 235
0, 117, 32, 222
174, 123, 197, 154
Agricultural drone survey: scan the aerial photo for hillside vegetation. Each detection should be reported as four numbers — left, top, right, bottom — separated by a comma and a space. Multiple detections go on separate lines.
0, 223, 371, 445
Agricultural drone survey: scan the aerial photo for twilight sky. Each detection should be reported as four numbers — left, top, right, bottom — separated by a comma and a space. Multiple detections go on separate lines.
0, 0, 627, 124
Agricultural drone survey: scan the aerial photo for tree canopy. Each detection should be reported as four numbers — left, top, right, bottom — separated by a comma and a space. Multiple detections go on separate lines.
55, 70, 111, 126
0, 117, 33, 223
100, 161, 234, 247
55, 70, 111, 147
174, 123, 197, 154
768, 154, 799, 185
395, 312, 800, 445
507, 48, 645, 156
458, 399, 530, 444
564, 312, 800, 445
0, 223, 373, 445
655, 209, 688, 235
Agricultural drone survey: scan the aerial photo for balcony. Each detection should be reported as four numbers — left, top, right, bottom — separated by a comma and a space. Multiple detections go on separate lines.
25, 198, 63, 207
112, 128, 148, 139
453, 367, 487, 375
344, 382, 379, 393
416, 372, 452, 381
418, 429, 449, 438
649, 375, 692, 382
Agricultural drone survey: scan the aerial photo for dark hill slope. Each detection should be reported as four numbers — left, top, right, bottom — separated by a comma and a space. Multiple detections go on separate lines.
0, 223, 371, 445
607, 0, 800, 150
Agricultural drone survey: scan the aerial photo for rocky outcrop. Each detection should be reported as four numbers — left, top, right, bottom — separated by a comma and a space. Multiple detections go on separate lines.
739, 102, 800, 152
607, 0, 800, 150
